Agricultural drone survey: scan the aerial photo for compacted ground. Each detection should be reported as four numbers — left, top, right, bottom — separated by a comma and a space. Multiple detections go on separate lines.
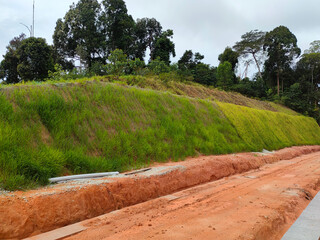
1, 146, 320, 240
61, 150, 320, 240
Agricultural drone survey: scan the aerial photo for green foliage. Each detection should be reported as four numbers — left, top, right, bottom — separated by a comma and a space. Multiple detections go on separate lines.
263, 26, 301, 94
177, 50, 215, 85
218, 47, 239, 72
233, 29, 265, 78
216, 61, 234, 89
0, 34, 26, 83
134, 18, 162, 60
107, 49, 128, 75
102, 0, 136, 57
53, 0, 106, 67
128, 58, 146, 75
151, 30, 176, 65
148, 57, 170, 74
16, 37, 54, 81
305, 40, 320, 54
231, 77, 267, 99
89, 61, 108, 76
193, 63, 216, 86
178, 50, 204, 72
282, 83, 308, 113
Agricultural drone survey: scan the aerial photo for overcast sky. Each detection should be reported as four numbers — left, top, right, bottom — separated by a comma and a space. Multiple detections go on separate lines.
1, 0, 320, 76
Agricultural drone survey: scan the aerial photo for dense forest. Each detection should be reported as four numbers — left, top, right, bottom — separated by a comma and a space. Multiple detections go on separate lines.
0, 0, 319, 123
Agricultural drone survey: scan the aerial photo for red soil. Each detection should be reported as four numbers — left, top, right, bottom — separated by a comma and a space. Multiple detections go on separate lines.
66, 150, 320, 240
1, 146, 320, 239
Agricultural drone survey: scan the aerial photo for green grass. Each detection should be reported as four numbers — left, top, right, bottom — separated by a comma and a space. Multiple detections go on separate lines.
1, 75, 299, 115
217, 102, 320, 151
0, 79, 319, 191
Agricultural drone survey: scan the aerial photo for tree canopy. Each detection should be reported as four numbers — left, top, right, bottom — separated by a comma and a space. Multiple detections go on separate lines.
151, 30, 176, 65
263, 26, 301, 95
0, 34, 26, 83
0, 35, 53, 83
233, 30, 265, 79
218, 47, 239, 72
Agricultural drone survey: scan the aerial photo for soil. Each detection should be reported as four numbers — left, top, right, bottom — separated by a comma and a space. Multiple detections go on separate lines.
66, 150, 320, 240
1, 145, 320, 239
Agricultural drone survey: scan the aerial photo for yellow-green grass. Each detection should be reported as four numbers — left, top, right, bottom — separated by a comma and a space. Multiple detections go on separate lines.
1, 75, 299, 115
217, 102, 320, 150
0, 80, 319, 190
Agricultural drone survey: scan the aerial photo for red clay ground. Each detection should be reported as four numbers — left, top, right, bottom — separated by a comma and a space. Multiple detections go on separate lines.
1, 146, 320, 239
65, 150, 320, 240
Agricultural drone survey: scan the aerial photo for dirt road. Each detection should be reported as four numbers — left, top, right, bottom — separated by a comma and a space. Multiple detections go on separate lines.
65, 151, 320, 240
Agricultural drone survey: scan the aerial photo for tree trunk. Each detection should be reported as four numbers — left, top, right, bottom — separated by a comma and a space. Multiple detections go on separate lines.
252, 53, 263, 79
277, 70, 280, 96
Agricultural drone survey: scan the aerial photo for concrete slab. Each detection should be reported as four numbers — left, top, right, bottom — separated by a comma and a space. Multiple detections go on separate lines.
23, 223, 87, 240
282, 192, 320, 240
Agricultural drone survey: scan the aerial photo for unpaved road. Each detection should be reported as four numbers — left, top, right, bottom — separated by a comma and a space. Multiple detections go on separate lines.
65, 151, 320, 240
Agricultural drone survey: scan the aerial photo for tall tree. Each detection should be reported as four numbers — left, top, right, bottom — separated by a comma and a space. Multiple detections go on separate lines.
233, 30, 266, 79
151, 30, 176, 65
134, 18, 162, 60
101, 0, 135, 58
0, 34, 26, 83
17, 37, 54, 81
53, 0, 105, 67
263, 26, 301, 95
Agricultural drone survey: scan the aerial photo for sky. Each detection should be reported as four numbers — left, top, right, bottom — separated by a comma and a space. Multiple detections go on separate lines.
1, 0, 320, 77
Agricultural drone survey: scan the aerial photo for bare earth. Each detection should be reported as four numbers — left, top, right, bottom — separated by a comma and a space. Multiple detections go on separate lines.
65, 151, 320, 240
1, 146, 320, 239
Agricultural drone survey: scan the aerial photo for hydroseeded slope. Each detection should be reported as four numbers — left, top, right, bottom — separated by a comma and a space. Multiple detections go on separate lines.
0, 81, 319, 190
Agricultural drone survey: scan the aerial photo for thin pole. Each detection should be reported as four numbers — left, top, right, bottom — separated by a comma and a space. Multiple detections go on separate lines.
32, 0, 35, 37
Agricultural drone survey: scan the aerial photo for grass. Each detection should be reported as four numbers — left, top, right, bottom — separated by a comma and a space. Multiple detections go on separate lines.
1, 75, 298, 115
0, 78, 319, 190
217, 102, 320, 151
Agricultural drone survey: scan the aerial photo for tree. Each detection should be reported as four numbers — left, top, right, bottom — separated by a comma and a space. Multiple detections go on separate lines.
193, 63, 216, 86
151, 30, 176, 65
148, 57, 170, 74
101, 0, 136, 58
296, 52, 320, 108
53, 0, 105, 68
0, 34, 26, 83
178, 50, 204, 72
263, 26, 301, 95
17, 37, 54, 81
107, 49, 128, 75
134, 18, 162, 60
177, 50, 215, 85
233, 30, 266, 79
216, 61, 233, 89
218, 47, 239, 72
305, 40, 320, 54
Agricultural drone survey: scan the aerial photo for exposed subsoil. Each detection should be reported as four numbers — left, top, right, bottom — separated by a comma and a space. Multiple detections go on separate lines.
1, 146, 320, 239
64, 149, 320, 240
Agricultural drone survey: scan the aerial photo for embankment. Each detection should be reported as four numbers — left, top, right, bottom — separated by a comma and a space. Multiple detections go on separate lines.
0, 80, 320, 190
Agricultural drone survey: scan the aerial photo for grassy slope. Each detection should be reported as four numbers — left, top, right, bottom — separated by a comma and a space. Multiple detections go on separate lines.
0, 79, 319, 190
